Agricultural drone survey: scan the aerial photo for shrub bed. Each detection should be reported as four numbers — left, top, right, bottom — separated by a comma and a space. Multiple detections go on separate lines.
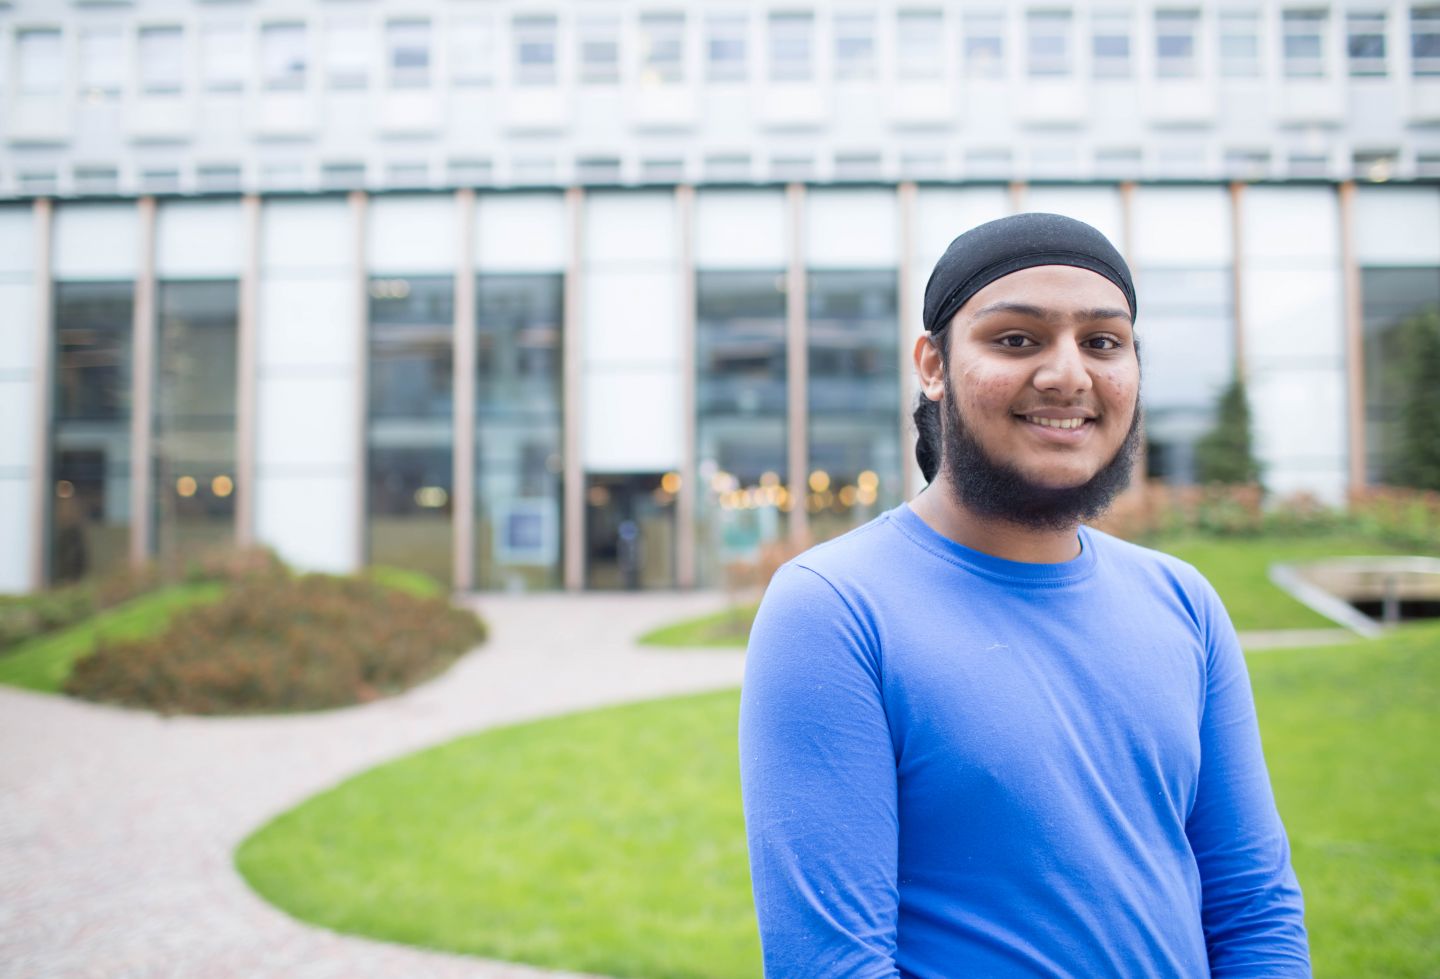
65, 571, 485, 715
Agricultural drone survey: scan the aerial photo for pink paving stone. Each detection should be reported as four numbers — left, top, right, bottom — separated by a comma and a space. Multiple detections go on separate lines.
0, 592, 746, 979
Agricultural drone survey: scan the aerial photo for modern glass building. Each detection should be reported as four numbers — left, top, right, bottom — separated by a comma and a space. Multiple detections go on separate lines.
1, 0, 1437, 593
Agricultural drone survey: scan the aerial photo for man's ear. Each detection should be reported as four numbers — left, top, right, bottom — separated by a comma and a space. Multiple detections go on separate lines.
913, 333, 946, 402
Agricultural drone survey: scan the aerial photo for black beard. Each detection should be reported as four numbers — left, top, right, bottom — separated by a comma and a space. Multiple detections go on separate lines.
940, 376, 1142, 532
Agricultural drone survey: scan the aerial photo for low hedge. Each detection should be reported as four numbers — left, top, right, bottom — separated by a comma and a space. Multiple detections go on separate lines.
64, 571, 485, 715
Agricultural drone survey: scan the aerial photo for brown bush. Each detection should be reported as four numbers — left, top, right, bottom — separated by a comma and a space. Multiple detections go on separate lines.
64, 573, 485, 715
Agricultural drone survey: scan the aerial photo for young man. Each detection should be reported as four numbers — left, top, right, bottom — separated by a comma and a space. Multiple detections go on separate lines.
738, 213, 1310, 977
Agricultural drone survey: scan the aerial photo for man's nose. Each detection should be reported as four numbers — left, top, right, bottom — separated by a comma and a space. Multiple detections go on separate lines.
1033, 340, 1093, 395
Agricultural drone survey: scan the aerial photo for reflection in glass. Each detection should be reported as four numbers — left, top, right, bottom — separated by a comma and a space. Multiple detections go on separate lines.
696, 270, 788, 586
475, 274, 564, 590
367, 275, 454, 585
1361, 266, 1440, 483
808, 270, 900, 541
585, 473, 676, 590
154, 281, 239, 569
1136, 267, 1234, 484
50, 282, 134, 583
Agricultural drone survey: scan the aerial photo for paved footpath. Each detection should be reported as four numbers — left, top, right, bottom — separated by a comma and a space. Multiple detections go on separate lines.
0, 592, 745, 979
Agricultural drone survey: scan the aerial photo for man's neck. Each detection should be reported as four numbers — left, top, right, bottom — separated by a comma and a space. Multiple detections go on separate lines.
909, 481, 1083, 564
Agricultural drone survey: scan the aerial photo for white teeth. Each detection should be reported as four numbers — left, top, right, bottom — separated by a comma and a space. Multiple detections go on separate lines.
1025, 416, 1089, 430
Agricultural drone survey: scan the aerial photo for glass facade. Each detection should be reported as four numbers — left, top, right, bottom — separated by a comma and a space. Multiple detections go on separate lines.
474, 274, 564, 591
1136, 267, 1235, 484
153, 281, 239, 569
1360, 266, 1440, 483
367, 275, 454, 585
50, 282, 134, 583
695, 270, 788, 586
807, 270, 900, 542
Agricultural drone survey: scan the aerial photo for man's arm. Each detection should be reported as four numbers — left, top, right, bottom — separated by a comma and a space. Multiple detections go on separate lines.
1188, 582, 1311, 976
739, 563, 901, 978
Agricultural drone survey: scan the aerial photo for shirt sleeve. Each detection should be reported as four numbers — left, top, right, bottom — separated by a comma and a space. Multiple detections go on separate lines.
739, 563, 901, 979
1187, 581, 1312, 977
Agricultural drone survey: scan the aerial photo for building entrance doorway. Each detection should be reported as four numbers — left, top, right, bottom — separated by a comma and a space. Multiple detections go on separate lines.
585, 473, 677, 590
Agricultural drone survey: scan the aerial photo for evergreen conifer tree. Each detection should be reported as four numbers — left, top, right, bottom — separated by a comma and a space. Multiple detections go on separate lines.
1195, 376, 1263, 486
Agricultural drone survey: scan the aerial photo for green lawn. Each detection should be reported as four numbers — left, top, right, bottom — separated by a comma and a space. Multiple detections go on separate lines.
0, 582, 225, 693
237, 691, 761, 979
640, 534, 1422, 646
238, 623, 1440, 978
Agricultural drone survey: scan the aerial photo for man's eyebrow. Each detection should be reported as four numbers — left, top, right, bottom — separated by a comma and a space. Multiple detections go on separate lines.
970, 301, 1132, 325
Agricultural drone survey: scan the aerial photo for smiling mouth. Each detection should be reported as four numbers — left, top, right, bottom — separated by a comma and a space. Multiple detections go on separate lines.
1019, 415, 1095, 430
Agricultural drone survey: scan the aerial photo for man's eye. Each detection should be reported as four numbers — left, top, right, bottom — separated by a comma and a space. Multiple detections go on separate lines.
998, 335, 1033, 348
1087, 337, 1122, 350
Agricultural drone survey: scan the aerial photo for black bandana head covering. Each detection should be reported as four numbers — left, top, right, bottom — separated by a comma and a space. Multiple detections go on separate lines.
922, 212, 1136, 334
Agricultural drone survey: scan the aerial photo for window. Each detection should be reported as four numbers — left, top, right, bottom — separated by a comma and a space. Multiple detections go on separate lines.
154, 281, 240, 566
196, 163, 242, 192
966, 147, 1012, 177
769, 12, 814, 82
1360, 267, 1440, 482
640, 12, 685, 85
1091, 10, 1132, 78
1218, 10, 1261, 77
514, 14, 558, 86
1155, 10, 1199, 78
579, 13, 620, 84
772, 154, 814, 180
18, 28, 63, 96
385, 161, 429, 188
448, 158, 492, 185
1413, 7, 1440, 76
1027, 9, 1071, 77
262, 23, 307, 91
140, 168, 180, 193
1224, 149, 1270, 180
834, 151, 882, 180
1417, 152, 1440, 177
706, 12, 748, 82
367, 275, 455, 586
512, 156, 557, 184
808, 271, 900, 540
320, 161, 366, 190
325, 15, 369, 89
899, 150, 945, 179
1282, 10, 1327, 78
833, 11, 876, 81
1354, 151, 1397, 181
898, 10, 944, 81
641, 157, 684, 182
452, 15, 495, 86
73, 165, 118, 194
704, 153, 750, 181
387, 19, 430, 88
576, 156, 622, 184
1348, 12, 1387, 76
20, 170, 58, 193
1095, 147, 1142, 178
79, 27, 123, 99
138, 26, 184, 95
474, 274, 564, 591
50, 282, 135, 583
201, 21, 246, 92
260, 161, 304, 189
1287, 151, 1330, 177
1156, 145, 1205, 177
963, 10, 1006, 79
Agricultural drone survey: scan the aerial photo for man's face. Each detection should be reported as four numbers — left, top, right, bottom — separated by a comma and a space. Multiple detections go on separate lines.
925, 265, 1142, 529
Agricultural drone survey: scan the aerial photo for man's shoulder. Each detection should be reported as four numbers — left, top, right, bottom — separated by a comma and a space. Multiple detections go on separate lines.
783, 509, 912, 583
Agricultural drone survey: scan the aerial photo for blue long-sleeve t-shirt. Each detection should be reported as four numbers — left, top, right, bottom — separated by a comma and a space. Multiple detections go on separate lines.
739, 504, 1309, 978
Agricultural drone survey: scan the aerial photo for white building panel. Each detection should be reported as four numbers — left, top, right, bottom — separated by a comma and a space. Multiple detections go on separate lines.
0, 282, 36, 373
367, 194, 457, 273
0, 477, 32, 593
1242, 267, 1346, 365
0, 206, 35, 275
583, 270, 681, 366
53, 204, 140, 280
1242, 187, 1341, 264
913, 187, 1010, 273
807, 189, 899, 269
261, 199, 354, 274
582, 368, 683, 472
257, 276, 358, 370
0, 379, 34, 468
1022, 188, 1125, 254
155, 200, 245, 278
695, 189, 787, 269
1353, 186, 1440, 265
254, 473, 359, 574
475, 192, 568, 271
256, 373, 359, 469
584, 191, 677, 267
1131, 187, 1231, 266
